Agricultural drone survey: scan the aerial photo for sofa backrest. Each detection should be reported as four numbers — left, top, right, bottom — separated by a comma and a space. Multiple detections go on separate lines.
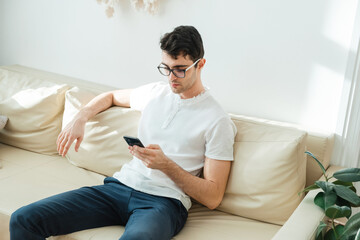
1, 64, 334, 188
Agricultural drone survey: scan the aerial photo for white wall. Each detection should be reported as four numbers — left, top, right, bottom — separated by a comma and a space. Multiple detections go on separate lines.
0, 0, 358, 133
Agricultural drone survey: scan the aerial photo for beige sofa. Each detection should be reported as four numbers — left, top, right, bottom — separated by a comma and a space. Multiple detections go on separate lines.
0, 65, 338, 240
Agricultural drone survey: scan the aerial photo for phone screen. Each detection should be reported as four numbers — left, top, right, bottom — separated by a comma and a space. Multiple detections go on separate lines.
123, 136, 144, 148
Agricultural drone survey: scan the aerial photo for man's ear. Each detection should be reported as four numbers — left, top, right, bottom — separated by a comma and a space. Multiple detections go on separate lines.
198, 58, 206, 70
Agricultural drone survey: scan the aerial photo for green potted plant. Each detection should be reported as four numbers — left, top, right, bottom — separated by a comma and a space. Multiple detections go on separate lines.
301, 151, 360, 240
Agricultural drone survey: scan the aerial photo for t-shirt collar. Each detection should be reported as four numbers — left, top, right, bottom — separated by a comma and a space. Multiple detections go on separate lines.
174, 87, 210, 106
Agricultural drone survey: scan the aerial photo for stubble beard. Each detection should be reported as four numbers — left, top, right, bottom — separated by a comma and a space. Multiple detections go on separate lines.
169, 73, 197, 95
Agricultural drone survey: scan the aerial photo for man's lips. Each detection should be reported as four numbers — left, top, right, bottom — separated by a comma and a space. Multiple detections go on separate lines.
171, 83, 180, 87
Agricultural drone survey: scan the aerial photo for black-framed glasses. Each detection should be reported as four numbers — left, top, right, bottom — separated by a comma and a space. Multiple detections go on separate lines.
157, 58, 201, 78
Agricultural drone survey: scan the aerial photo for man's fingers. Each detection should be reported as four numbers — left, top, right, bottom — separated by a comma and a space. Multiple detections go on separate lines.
133, 146, 154, 157
131, 148, 148, 161
74, 137, 83, 152
58, 134, 73, 156
56, 132, 65, 151
135, 146, 147, 153
132, 149, 145, 158
62, 138, 73, 156
58, 131, 69, 153
146, 144, 159, 149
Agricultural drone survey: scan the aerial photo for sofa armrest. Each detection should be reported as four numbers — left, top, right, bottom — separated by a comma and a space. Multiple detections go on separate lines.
272, 165, 344, 240
271, 189, 324, 240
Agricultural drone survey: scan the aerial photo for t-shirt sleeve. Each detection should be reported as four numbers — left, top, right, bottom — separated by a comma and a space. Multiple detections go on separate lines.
205, 116, 237, 161
130, 82, 167, 112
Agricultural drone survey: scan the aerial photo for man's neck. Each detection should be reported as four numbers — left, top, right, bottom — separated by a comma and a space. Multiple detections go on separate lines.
179, 82, 205, 99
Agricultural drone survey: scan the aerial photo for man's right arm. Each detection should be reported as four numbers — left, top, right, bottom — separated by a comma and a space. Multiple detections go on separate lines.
57, 89, 133, 157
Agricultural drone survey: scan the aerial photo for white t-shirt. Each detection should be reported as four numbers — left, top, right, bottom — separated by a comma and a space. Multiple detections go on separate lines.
113, 82, 237, 210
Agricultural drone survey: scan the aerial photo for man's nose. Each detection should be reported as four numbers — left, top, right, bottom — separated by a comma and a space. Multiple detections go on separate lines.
169, 71, 177, 81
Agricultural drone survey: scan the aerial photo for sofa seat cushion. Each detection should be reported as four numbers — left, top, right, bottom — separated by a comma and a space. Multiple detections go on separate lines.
48, 204, 281, 240
0, 143, 105, 217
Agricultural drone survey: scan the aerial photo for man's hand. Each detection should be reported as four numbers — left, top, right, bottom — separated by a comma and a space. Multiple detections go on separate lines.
56, 118, 86, 157
129, 144, 171, 170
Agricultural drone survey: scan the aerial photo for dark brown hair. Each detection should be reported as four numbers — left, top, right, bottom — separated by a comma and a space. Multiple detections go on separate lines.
160, 26, 204, 65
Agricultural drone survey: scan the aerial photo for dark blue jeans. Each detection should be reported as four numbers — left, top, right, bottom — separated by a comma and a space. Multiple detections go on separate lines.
9, 177, 188, 240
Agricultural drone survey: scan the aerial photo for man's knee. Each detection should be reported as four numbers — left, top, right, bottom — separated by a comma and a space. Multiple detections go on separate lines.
10, 205, 35, 231
10, 207, 27, 229
10, 205, 47, 240
10, 204, 45, 234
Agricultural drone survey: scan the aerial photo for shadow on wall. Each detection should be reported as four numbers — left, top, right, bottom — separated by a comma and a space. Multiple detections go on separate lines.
204, 1, 356, 133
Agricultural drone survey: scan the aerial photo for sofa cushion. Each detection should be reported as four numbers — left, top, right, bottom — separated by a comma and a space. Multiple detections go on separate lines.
217, 114, 307, 225
62, 87, 141, 176
0, 69, 70, 155
0, 143, 105, 216
0, 142, 105, 240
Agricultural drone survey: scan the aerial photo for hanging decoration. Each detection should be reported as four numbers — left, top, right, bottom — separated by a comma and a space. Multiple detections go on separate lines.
97, 0, 160, 17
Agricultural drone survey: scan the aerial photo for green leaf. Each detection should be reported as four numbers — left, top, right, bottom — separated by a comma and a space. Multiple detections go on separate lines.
325, 225, 345, 240
355, 228, 360, 240
315, 192, 325, 210
340, 212, 360, 239
316, 232, 324, 240
314, 191, 337, 211
325, 205, 351, 219
299, 184, 320, 195
333, 185, 360, 206
334, 168, 360, 182
316, 181, 335, 192
316, 221, 328, 240
306, 151, 327, 177
324, 229, 336, 240
333, 180, 355, 187
335, 225, 345, 239
333, 180, 357, 193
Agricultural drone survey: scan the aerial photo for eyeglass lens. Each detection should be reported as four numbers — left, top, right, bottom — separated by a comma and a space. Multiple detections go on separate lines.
158, 67, 185, 78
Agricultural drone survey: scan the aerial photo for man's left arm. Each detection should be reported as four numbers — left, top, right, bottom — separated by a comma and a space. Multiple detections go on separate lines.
129, 144, 231, 210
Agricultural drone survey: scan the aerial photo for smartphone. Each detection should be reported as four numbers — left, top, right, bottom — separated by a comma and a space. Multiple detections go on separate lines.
123, 136, 145, 148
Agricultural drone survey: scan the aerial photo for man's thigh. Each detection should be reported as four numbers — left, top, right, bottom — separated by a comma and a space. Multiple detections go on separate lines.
11, 177, 131, 237
120, 191, 188, 240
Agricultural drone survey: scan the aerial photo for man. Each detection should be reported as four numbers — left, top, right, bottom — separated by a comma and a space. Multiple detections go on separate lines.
10, 25, 237, 240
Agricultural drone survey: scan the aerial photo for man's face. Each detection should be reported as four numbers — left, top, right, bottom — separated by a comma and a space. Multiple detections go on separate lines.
160, 52, 199, 95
